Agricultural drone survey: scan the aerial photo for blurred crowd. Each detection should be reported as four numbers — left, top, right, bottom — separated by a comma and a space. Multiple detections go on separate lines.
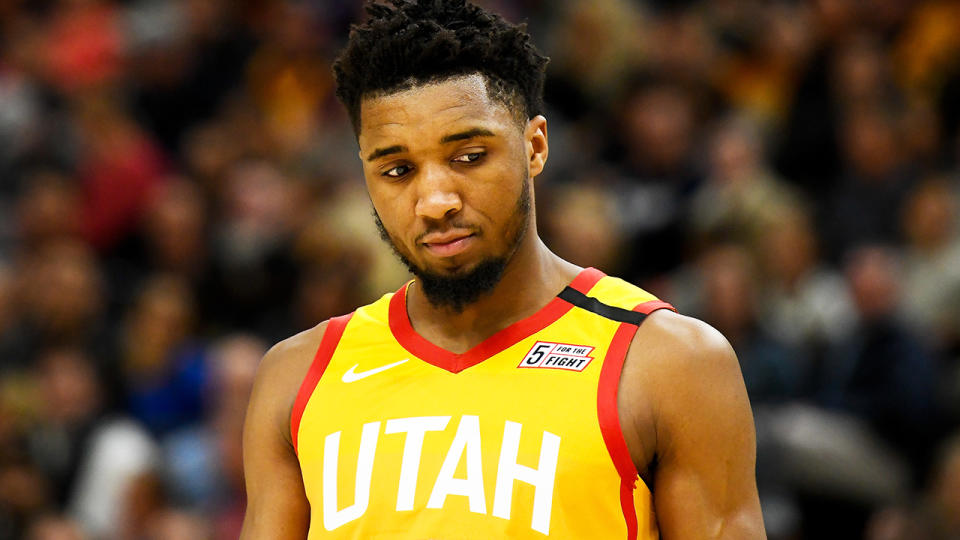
0, 0, 959, 538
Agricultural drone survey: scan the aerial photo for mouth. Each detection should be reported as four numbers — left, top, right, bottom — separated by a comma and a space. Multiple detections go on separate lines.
420, 230, 477, 258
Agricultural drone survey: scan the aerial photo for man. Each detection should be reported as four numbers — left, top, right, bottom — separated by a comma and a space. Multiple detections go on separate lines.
241, 1, 765, 538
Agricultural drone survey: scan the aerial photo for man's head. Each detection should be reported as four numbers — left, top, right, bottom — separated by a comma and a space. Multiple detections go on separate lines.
333, 0, 548, 136
333, 1, 550, 312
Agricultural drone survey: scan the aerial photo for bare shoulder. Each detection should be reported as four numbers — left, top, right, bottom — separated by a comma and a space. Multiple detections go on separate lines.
262, 321, 330, 373
630, 309, 736, 371
257, 320, 330, 389
250, 320, 331, 444
625, 310, 742, 408
626, 309, 747, 422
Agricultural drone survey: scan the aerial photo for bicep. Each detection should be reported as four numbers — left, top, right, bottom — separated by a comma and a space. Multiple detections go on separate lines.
240, 348, 312, 539
643, 317, 765, 539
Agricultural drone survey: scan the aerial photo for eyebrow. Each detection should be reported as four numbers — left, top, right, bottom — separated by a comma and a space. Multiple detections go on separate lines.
365, 128, 496, 162
366, 145, 406, 162
440, 127, 496, 144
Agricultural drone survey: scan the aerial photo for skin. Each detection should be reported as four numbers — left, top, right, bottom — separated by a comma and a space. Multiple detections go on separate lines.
241, 74, 765, 539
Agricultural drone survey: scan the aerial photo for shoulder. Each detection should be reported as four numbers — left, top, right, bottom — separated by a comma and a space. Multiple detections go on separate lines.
629, 309, 738, 380
250, 321, 331, 445
625, 309, 751, 451
258, 321, 330, 384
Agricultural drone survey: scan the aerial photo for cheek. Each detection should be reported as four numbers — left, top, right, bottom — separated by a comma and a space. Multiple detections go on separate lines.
483, 166, 526, 215
369, 190, 415, 247
372, 198, 401, 233
367, 180, 402, 219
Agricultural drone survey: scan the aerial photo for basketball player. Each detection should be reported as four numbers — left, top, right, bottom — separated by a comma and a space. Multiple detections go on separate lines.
241, 1, 765, 538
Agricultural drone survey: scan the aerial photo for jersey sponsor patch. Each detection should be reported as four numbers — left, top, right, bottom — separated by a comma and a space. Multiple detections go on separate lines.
518, 341, 594, 372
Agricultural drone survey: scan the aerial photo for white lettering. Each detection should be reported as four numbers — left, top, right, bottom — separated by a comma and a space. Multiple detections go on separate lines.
492, 421, 561, 535
321, 416, 561, 534
322, 421, 381, 531
427, 415, 487, 514
385, 416, 451, 511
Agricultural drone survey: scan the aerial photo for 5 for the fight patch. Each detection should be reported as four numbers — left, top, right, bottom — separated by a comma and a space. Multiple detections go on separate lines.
518, 341, 594, 372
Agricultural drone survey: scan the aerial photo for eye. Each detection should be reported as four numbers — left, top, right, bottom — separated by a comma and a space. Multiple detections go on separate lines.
383, 164, 413, 178
453, 151, 485, 164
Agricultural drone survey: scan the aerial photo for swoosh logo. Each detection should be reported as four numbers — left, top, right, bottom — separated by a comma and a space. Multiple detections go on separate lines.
341, 359, 409, 383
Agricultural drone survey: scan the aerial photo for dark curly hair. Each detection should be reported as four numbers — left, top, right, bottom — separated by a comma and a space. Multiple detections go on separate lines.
333, 0, 549, 134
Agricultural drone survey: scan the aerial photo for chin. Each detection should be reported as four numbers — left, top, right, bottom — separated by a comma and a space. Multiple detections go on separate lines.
413, 256, 509, 312
419, 257, 478, 277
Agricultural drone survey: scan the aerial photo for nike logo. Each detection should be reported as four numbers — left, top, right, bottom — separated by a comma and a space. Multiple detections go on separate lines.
342, 359, 409, 383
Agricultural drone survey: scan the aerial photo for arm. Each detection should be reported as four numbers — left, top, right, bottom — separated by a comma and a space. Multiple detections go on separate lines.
240, 322, 328, 540
626, 312, 765, 539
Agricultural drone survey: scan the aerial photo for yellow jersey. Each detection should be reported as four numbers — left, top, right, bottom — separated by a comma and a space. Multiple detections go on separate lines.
291, 267, 674, 539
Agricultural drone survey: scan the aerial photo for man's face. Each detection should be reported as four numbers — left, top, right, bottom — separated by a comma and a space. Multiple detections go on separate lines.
358, 74, 546, 309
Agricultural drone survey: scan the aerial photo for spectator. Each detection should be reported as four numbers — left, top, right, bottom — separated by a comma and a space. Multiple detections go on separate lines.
28, 348, 107, 506
164, 334, 265, 539
5, 240, 109, 373
612, 76, 702, 281
900, 177, 960, 352
13, 169, 82, 253
120, 274, 206, 437
540, 180, 626, 273
689, 113, 801, 250
70, 92, 168, 253
825, 106, 916, 259
818, 246, 938, 475
695, 243, 802, 404
757, 202, 856, 388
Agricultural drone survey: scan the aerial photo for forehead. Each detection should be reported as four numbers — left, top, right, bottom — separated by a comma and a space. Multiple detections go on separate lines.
358, 74, 517, 149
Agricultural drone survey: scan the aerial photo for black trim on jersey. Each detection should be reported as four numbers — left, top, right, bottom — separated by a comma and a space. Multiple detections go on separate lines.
558, 287, 648, 326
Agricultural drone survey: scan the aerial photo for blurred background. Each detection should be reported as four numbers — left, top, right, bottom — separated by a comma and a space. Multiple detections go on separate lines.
0, 0, 958, 538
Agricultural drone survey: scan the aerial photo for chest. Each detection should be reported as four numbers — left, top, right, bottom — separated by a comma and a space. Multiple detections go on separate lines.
295, 313, 639, 537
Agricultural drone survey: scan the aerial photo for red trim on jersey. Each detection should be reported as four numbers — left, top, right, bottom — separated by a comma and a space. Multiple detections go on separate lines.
597, 301, 676, 539
599, 320, 643, 538
634, 299, 675, 315
290, 312, 353, 454
620, 481, 640, 540
388, 267, 606, 374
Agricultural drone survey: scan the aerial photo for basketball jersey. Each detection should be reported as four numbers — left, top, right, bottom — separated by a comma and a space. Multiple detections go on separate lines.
291, 267, 675, 539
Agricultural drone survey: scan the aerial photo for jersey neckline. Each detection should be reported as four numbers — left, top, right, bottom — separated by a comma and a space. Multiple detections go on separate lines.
388, 267, 606, 374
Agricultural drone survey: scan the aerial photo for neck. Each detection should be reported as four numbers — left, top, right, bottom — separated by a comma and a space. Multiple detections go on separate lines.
405, 234, 581, 354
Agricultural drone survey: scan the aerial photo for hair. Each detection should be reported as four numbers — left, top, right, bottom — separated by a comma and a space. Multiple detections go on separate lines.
333, 0, 549, 134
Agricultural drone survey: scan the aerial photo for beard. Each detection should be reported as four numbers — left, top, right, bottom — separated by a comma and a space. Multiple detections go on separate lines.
373, 172, 531, 313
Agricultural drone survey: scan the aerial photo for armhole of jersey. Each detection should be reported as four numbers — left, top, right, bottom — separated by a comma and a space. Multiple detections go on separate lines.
290, 312, 354, 455
597, 299, 676, 540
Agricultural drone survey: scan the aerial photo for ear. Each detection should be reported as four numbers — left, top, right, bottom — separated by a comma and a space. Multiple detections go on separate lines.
525, 115, 549, 179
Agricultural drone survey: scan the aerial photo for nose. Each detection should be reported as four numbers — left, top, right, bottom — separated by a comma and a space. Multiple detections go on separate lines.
414, 164, 462, 221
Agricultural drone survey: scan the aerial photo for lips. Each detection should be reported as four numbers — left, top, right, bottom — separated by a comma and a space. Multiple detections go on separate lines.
421, 229, 474, 245
420, 229, 476, 257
